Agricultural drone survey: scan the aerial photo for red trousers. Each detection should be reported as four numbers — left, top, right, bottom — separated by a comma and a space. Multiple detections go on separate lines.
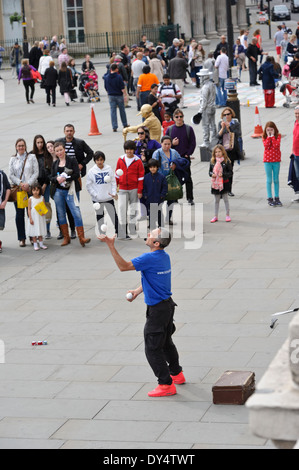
264, 89, 275, 108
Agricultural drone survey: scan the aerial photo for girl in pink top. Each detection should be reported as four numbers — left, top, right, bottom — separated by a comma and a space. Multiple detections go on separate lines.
262, 121, 282, 206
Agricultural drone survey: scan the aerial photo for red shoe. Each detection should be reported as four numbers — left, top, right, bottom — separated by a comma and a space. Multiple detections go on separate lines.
148, 383, 177, 397
171, 371, 186, 385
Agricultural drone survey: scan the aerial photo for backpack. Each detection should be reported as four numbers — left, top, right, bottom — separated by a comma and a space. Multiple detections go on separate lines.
159, 83, 181, 104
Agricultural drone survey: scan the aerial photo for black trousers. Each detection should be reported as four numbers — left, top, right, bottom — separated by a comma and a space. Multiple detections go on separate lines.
46, 86, 56, 104
23, 80, 35, 102
95, 199, 119, 234
249, 60, 258, 85
144, 297, 182, 385
184, 157, 194, 201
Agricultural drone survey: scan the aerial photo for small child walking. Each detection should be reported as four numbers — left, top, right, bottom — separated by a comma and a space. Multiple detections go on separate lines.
142, 159, 168, 230
209, 145, 233, 223
162, 111, 175, 136
27, 183, 48, 251
262, 121, 282, 206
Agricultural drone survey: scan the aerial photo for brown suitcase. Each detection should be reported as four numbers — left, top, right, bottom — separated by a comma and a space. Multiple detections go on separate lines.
212, 371, 255, 405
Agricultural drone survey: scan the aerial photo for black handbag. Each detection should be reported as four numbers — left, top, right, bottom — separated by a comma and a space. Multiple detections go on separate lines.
69, 89, 78, 100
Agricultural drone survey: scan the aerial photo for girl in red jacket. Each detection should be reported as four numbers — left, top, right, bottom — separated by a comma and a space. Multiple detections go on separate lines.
115, 140, 144, 240
262, 121, 282, 206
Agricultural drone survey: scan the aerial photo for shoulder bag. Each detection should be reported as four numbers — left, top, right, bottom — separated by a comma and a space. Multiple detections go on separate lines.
8, 155, 28, 202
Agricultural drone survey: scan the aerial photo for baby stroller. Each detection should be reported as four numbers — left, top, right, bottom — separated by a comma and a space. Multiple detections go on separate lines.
79, 71, 100, 103
280, 65, 299, 108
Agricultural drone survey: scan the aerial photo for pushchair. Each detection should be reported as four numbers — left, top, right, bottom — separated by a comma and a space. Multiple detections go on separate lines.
280, 65, 299, 108
79, 71, 100, 103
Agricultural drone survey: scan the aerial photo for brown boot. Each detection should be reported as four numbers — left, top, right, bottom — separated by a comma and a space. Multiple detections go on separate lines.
60, 224, 71, 246
76, 226, 91, 247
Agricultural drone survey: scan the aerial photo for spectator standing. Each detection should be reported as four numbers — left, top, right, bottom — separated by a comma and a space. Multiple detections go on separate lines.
209, 145, 233, 223
148, 84, 163, 123
132, 52, 146, 110
115, 140, 145, 240
214, 35, 229, 59
281, 32, 290, 65
104, 63, 129, 132
287, 35, 298, 62
38, 49, 51, 78
157, 74, 182, 116
246, 38, 265, 86
136, 65, 159, 108
0, 46, 5, 79
168, 52, 188, 108
233, 38, 246, 81
149, 53, 164, 83
82, 54, 95, 73
168, 38, 181, 60
29, 41, 42, 70
258, 56, 279, 108
166, 108, 196, 205
8, 139, 39, 247
0, 169, 11, 253
215, 48, 229, 106
274, 26, 285, 62
142, 159, 168, 230
262, 122, 282, 207
86, 151, 119, 236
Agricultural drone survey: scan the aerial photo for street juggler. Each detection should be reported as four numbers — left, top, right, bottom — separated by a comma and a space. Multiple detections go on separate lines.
98, 227, 185, 397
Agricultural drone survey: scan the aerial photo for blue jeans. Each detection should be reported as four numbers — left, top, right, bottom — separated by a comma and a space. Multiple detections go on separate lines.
216, 78, 227, 106
54, 189, 83, 227
108, 95, 128, 130
264, 162, 280, 199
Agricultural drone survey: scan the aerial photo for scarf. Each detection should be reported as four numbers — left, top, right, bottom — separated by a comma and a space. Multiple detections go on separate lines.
212, 156, 224, 191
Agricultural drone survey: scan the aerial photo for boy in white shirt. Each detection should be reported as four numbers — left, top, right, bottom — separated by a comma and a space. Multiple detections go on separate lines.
86, 151, 119, 235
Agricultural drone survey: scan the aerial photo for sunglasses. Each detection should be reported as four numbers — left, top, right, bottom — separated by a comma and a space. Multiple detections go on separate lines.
175, 115, 183, 119
138, 132, 145, 135
223, 113, 231, 116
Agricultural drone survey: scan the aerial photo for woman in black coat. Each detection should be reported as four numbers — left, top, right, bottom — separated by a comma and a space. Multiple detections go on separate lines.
58, 61, 73, 106
44, 61, 58, 106
217, 107, 242, 196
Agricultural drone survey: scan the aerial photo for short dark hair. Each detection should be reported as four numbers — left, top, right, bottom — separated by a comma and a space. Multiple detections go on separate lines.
111, 63, 118, 71
163, 73, 170, 79
54, 141, 65, 149
142, 65, 151, 74
94, 151, 106, 162
124, 140, 136, 151
147, 158, 159, 168
64, 124, 75, 131
151, 83, 158, 90
155, 228, 172, 249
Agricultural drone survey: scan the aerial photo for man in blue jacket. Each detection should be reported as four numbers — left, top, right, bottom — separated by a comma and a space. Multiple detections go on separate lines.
104, 63, 129, 132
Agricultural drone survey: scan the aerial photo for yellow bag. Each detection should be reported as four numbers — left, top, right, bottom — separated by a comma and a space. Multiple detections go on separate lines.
17, 190, 29, 209
34, 201, 48, 216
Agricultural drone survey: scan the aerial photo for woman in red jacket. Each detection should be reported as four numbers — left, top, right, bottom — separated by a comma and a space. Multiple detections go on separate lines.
262, 121, 282, 206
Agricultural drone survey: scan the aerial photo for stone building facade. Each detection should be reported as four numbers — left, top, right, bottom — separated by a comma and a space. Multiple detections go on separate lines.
0, 0, 248, 43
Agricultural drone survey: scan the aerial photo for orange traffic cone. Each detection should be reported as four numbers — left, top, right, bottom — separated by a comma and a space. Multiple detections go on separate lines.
251, 106, 263, 138
88, 106, 102, 136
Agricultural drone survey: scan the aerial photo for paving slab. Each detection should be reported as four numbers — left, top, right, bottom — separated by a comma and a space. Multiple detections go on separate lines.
0, 40, 298, 451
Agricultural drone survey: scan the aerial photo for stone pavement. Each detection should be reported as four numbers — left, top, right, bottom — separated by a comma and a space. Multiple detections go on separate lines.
0, 58, 298, 450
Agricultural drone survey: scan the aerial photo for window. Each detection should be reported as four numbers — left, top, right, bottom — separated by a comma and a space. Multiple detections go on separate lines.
65, 0, 85, 43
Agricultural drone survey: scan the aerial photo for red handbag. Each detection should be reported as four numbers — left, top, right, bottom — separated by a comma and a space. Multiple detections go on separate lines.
31, 69, 42, 83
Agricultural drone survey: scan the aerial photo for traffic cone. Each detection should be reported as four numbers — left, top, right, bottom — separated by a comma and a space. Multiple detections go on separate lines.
88, 105, 102, 136
251, 106, 263, 138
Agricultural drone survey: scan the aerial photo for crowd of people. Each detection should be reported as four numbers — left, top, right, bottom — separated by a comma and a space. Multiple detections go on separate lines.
2, 24, 299, 254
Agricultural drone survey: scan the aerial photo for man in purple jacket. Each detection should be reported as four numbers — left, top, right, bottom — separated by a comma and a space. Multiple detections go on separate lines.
166, 108, 196, 205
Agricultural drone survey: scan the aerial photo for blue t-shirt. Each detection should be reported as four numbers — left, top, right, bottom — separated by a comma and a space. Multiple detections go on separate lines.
131, 250, 172, 306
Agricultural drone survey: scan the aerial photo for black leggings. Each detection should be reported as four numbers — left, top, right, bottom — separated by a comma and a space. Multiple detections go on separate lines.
23, 80, 35, 102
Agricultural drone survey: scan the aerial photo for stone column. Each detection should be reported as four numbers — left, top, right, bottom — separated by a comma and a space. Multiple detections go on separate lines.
190, 0, 207, 42
215, 0, 227, 36
237, 0, 248, 31
204, 0, 218, 39
173, 0, 192, 39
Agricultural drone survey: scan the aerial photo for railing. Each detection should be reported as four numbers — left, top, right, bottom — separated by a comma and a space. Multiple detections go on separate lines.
0, 24, 180, 63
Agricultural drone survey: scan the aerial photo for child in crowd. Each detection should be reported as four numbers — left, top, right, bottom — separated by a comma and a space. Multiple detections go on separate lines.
86, 151, 119, 235
262, 121, 282, 206
0, 169, 11, 253
27, 183, 48, 251
209, 145, 233, 223
162, 111, 175, 135
142, 159, 168, 230
115, 140, 145, 240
